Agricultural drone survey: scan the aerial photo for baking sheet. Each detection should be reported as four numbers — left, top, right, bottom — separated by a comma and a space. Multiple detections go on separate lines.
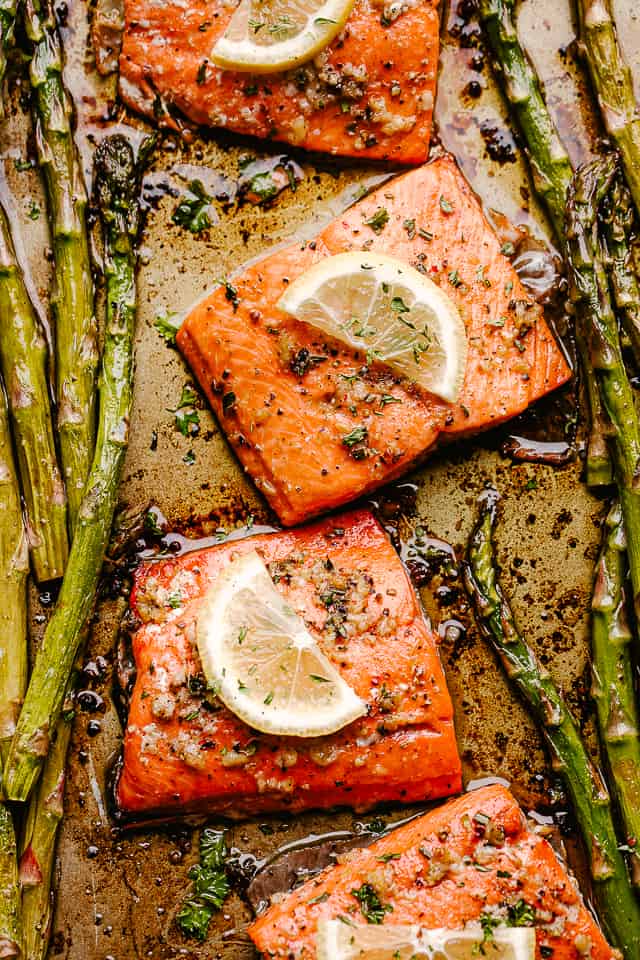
2, 0, 638, 955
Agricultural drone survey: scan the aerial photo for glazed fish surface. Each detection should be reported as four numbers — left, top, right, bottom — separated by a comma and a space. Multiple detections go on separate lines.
249, 784, 617, 960
115, 510, 461, 819
178, 156, 571, 526
119, 0, 440, 162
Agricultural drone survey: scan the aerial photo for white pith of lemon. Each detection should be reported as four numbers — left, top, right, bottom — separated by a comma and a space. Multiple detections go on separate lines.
196, 549, 366, 737
277, 252, 468, 404
315, 921, 537, 960
211, 0, 355, 73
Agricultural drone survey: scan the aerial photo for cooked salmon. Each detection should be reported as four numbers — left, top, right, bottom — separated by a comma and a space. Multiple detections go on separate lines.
115, 510, 461, 820
118, 0, 439, 162
249, 784, 617, 960
177, 157, 571, 527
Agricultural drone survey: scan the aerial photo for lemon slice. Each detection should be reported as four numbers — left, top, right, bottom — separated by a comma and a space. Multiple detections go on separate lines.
211, 0, 355, 74
277, 252, 468, 403
316, 921, 536, 960
196, 549, 366, 737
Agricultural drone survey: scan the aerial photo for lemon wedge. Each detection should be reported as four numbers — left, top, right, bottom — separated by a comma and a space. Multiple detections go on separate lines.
211, 0, 355, 74
196, 549, 366, 737
277, 252, 468, 403
316, 921, 537, 960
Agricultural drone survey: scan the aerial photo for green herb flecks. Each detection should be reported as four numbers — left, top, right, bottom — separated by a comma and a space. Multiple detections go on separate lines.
169, 384, 200, 437
172, 180, 215, 235
154, 311, 181, 345
351, 883, 393, 924
176, 829, 230, 942
363, 207, 389, 234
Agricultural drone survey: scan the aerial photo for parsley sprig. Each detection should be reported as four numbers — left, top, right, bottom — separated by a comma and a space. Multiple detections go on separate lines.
176, 829, 230, 941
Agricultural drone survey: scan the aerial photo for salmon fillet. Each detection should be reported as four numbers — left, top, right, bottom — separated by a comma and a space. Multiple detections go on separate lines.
115, 510, 461, 820
118, 0, 439, 162
249, 784, 617, 960
178, 157, 571, 526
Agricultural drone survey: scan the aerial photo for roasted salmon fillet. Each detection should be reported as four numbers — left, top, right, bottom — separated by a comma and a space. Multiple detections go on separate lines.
249, 784, 617, 960
115, 510, 461, 820
178, 157, 571, 526
119, 0, 439, 162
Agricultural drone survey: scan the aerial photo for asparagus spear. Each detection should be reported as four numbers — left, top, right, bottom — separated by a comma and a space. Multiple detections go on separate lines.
566, 157, 640, 623
24, 0, 98, 529
575, 0, 640, 218
479, 0, 571, 236
600, 178, 640, 366
592, 501, 640, 885
0, 202, 69, 583
4, 134, 143, 802
0, 381, 29, 765
0, 0, 16, 117
464, 492, 640, 955
19, 682, 75, 960
479, 0, 611, 485
0, 805, 22, 959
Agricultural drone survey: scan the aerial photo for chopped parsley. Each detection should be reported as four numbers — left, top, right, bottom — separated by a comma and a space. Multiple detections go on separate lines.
439, 195, 454, 214
390, 296, 409, 314
168, 384, 200, 437
172, 180, 214, 234
144, 510, 164, 537
351, 883, 393, 924
363, 207, 389, 234
448, 269, 462, 288
154, 311, 181, 345
342, 425, 368, 447
176, 829, 230, 941
507, 899, 536, 926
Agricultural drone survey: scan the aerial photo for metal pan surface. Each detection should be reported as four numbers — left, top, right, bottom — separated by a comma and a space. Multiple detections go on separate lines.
2, 0, 638, 955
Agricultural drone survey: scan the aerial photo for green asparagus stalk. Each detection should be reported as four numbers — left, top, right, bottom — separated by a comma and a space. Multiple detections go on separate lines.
19, 681, 75, 960
592, 501, 640, 885
0, 381, 29, 766
479, 0, 611, 485
0, 804, 22, 959
24, 0, 98, 529
600, 178, 640, 366
464, 492, 640, 955
0, 202, 69, 582
566, 157, 640, 625
478, 0, 571, 237
4, 134, 143, 802
576, 0, 640, 218
0, 0, 17, 117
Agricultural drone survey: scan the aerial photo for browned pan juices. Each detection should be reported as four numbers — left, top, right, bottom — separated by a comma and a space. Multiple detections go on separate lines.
0, 0, 636, 955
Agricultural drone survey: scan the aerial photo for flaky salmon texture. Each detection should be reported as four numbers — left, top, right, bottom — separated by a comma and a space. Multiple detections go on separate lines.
178, 157, 571, 527
119, 0, 439, 161
115, 510, 461, 819
250, 785, 618, 960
